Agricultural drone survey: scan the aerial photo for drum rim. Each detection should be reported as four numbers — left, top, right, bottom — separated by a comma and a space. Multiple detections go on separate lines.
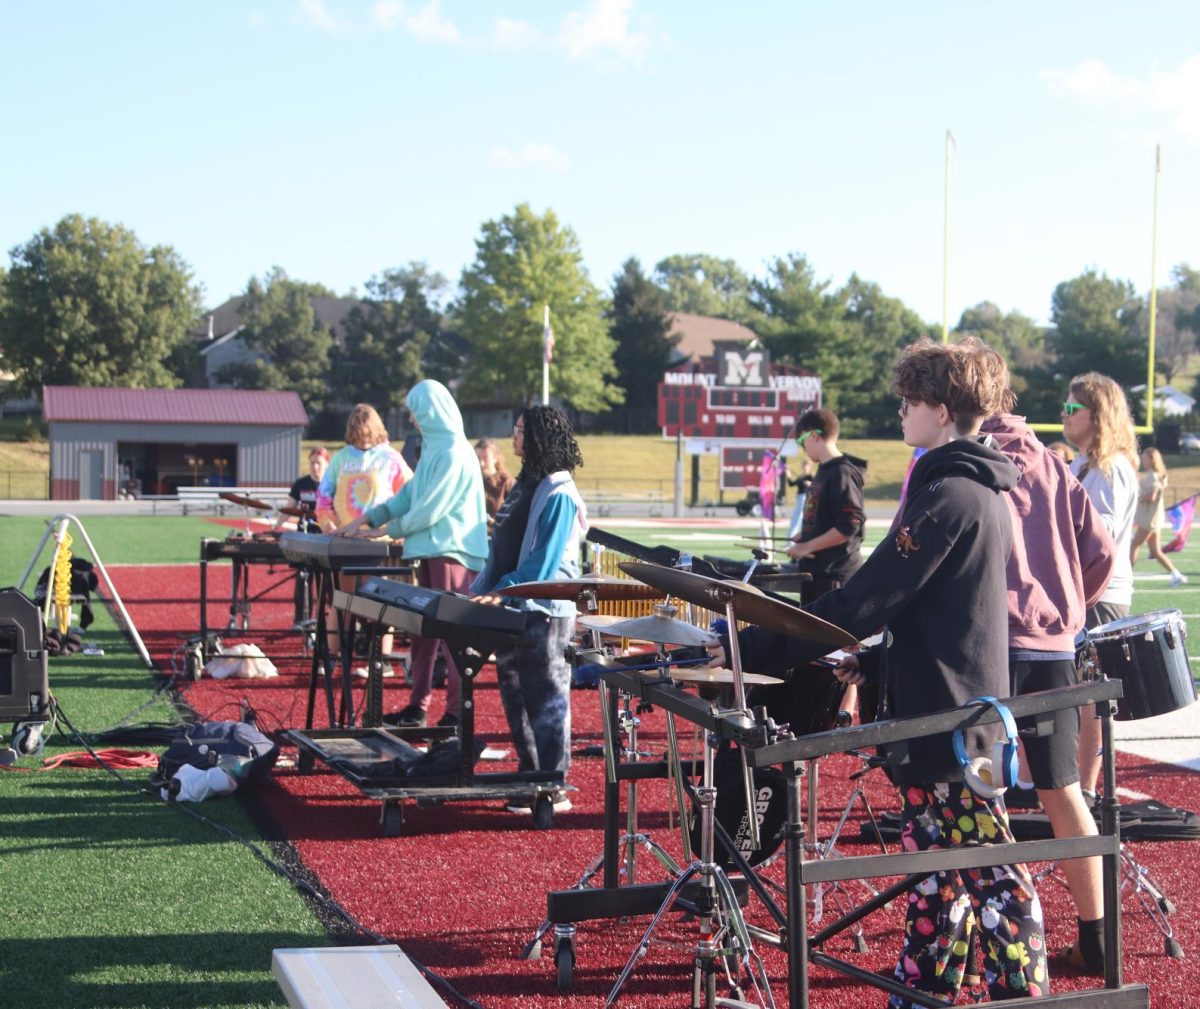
1088, 608, 1185, 642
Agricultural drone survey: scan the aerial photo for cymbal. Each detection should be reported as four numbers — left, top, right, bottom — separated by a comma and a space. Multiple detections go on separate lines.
219, 492, 275, 511
500, 574, 663, 602
590, 604, 719, 647
578, 613, 629, 629
618, 561, 857, 648
665, 667, 783, 687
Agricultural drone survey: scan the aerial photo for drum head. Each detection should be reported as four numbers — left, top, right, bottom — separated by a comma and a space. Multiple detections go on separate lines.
691, 749, 787, 869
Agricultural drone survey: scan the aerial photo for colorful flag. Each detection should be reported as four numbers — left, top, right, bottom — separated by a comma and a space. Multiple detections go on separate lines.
1163, 495, 1196, 554
543, 311, 555, 365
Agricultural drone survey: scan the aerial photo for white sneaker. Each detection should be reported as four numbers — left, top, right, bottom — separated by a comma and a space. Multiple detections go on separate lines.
1171, 572, 1188, 587
353, 663, 396, 679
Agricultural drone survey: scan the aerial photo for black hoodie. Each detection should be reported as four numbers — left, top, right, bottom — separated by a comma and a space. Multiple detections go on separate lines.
796, 452, 867, 581
738, 437, 1019, 784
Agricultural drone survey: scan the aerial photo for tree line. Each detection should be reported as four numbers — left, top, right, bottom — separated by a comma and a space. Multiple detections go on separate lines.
1, 209, 1197, 436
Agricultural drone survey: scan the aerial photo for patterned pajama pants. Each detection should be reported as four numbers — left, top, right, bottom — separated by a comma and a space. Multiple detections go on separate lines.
495, 612, 575, 774
888, 783, 1049, 1008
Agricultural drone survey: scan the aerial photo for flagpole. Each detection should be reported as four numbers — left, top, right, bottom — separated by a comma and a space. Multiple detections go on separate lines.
542, 304, 550, 406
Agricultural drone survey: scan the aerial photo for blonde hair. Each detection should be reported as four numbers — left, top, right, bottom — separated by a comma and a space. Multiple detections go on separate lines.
474, 437, 508, 474
1143, 446, 1167, 481
1068, 373, 1138, 479
344, 404, 388, 450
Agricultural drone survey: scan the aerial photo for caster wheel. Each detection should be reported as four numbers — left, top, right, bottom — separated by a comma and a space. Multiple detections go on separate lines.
297, 751, 315, 773
555, 940, 574, 992
1159, 897, 1176, 916
382, 803, 403, 837
533, 795, 554, 830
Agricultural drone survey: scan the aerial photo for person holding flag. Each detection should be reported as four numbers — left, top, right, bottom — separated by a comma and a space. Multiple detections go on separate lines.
1130, 447, 1186, 585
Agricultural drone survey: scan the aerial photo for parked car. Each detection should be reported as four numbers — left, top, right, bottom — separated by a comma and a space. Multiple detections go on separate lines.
1181, 433, 1200, 454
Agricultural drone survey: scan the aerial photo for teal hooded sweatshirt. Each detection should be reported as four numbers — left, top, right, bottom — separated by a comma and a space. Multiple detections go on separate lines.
363, 380, 489, 570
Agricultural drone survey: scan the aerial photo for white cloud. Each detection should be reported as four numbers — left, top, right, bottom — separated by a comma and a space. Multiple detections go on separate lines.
370, 0, 404, 31
404, 1, 460, 44
486, 143, 571, 174
1041, 54, 1200, 143
558, 0, 653, 64
490, 17, 543, 51
296, 0, 339, 32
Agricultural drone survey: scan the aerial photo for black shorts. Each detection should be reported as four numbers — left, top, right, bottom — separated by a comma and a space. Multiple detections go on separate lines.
1010, 656, 1080, 790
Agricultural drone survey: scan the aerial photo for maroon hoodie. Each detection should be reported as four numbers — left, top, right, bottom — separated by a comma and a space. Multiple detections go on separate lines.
981, 414, 1115, 652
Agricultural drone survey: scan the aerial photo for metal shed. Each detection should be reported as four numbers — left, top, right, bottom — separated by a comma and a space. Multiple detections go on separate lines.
43, 386, 308, 500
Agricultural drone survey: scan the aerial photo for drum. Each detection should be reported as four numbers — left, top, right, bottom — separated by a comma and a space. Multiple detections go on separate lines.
692, 749, 788, 869
747, 661, 848, 736
1088, 609, 1197, 721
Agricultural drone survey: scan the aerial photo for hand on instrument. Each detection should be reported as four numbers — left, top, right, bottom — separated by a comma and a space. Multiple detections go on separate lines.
705, 643, 727, 668
470, 594, 505, 606
831, 654, 865, 686
785, 540, 810, 561
332, 514, 367, 537
354, 524, 390, 539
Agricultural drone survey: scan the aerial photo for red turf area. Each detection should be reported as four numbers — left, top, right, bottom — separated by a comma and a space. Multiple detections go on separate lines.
108, 560, 1200, 1008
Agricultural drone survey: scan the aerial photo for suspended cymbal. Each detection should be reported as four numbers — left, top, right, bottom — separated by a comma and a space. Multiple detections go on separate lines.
618, 561, 856, 648
665, 667, 783, 687
500, 574, 663, 602
219, 492, 275, 511
591, 604, 719, 647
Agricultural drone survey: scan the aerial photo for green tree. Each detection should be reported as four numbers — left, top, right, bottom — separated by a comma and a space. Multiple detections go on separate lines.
215, 267, 336, 415
955, 302, 1057, 419
0, 214, 200, 399
606, 258, 677, 429
749, 253, 846, 372
1148, 264, 1200, 384
1049, 270, 1144, 388
457, 203, 621, 411
654, 253, 752, 322
334, 263, 445, 412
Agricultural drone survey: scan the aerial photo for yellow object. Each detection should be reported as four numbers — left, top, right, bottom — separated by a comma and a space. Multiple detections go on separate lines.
53, 529, 73, 636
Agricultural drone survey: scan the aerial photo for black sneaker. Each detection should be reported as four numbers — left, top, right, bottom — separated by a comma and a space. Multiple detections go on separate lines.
384, 704, 427, 729
436, 712, 459, 729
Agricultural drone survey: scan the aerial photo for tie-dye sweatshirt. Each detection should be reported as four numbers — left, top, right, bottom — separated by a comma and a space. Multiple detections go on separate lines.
315, 443, 412, 530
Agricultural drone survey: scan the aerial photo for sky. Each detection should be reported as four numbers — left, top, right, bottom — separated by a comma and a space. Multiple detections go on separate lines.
2, 1, 1198, 327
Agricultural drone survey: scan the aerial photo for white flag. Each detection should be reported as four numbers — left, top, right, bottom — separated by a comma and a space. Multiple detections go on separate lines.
543, 311, 555, 364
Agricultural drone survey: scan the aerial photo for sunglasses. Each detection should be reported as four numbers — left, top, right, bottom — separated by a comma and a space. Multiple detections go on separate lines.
796, 429, 823, 446
1061, 402, 1088, 416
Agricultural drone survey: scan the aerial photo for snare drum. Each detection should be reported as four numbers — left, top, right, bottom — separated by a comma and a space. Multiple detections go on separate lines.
1087, 609, 1197, 721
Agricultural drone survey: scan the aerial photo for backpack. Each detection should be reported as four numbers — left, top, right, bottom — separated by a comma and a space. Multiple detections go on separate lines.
151, 720, 279, 791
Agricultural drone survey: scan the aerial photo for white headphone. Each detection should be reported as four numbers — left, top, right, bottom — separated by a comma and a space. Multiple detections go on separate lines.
952, 697, 1019, 799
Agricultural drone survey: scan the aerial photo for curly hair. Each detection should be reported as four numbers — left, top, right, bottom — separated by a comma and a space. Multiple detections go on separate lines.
344, 404, 388, 450
517, 406, 583, 483
1068, 372, 1138, 479
892, 336, 1015, 434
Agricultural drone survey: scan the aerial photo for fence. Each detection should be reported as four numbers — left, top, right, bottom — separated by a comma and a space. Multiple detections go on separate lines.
0, 471, 49, 499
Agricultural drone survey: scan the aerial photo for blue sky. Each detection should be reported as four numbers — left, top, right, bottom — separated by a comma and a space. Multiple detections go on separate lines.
3, 2, 1198, 326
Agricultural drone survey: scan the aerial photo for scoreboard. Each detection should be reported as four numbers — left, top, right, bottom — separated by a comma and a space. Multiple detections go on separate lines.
658, 343, 821, 444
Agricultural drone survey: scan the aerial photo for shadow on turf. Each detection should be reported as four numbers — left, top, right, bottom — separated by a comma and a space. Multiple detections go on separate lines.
4, 931, 321, 1009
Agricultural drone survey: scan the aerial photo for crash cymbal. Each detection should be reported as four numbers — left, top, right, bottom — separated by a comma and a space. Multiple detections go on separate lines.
664, 667, 783, 687
500, 574, 663, 602
590, 604, 719, 647
219, 492, 275, 511
618, 561, 856, 648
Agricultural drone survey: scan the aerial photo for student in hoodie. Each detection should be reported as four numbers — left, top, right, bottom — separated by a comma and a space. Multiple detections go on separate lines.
335, 381, 489, 729
471, 406, 588, 813
316, 405, 412, 665
980, 410, 1115, 975
711, 337, 1047, 1006
785, 406, 867, 605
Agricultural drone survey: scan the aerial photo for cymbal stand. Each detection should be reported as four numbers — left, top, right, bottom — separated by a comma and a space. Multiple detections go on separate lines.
605, 598, 773, 1009
523, 648, 684, 961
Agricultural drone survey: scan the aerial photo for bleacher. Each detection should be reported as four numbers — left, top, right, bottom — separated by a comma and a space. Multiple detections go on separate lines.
176, 486, 293, 515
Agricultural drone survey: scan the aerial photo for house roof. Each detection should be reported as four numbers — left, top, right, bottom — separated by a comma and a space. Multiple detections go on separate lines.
194, 295, 365, 351
42, 386, 308, 426
667, 312, 757, 363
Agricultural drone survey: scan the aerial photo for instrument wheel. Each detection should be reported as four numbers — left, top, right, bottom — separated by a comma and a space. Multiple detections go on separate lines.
533, 794, 554, 830
554, 938, 574, 992
382, 802, 403, 837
